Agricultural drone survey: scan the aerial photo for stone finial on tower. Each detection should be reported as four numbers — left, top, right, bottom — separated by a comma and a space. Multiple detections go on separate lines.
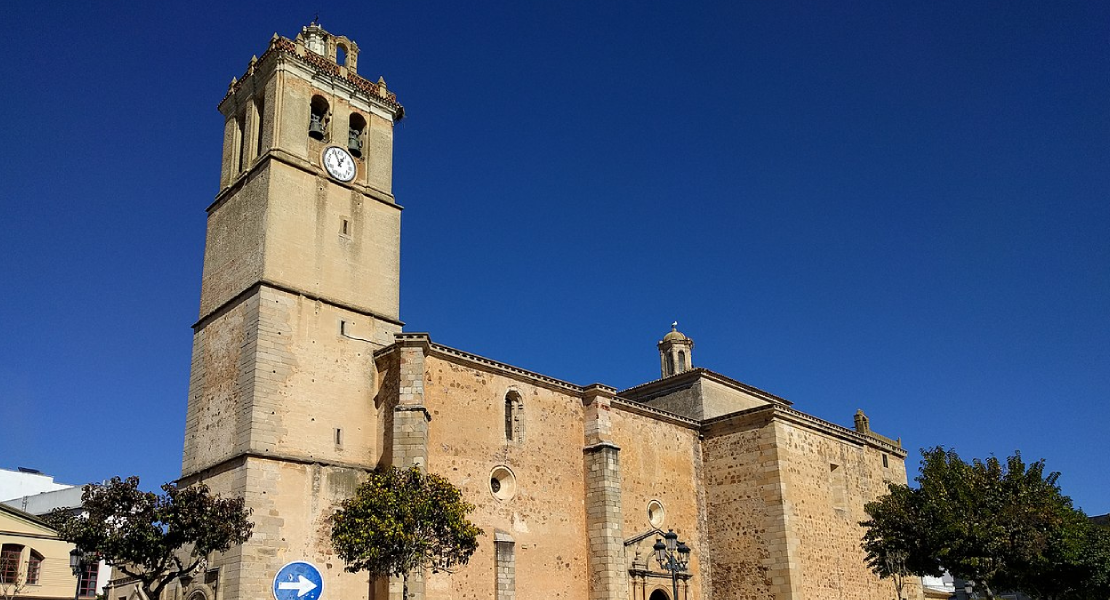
657, 322, 694, 378
854, 409, 871, 435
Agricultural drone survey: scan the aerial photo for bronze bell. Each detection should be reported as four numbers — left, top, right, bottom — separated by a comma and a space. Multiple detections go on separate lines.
348, 128, 363, 158
308, 113, 326, 140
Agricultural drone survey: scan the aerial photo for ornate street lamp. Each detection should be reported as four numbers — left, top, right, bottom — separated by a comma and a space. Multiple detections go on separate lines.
653, 529, 691, 600
68, 549, 86, 600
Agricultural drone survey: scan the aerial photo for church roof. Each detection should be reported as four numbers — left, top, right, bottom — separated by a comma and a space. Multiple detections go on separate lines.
618, 367, 794, 407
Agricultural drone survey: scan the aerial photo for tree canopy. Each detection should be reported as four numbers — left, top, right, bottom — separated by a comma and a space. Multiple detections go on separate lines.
862, 447, 1110, 600
45, 476, 253, 600
330, 467, 482, 581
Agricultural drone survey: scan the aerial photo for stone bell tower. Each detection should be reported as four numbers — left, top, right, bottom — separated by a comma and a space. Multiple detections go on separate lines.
179, 24, 404, 600
658, 322, 694, 377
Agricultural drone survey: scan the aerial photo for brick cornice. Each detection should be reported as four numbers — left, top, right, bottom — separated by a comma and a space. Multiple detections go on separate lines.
219, 35, 402, 118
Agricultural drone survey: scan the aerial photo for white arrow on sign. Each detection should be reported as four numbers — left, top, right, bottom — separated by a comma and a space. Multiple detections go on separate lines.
278, 575, 318, 597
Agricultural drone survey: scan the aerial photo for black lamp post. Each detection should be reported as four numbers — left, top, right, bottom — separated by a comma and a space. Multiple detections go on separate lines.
68, 548, 86, 600
652, 529, 691, 600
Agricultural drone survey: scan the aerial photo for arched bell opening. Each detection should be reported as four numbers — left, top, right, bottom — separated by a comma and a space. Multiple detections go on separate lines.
348, 113, 367, 158
309, 95, 330, 140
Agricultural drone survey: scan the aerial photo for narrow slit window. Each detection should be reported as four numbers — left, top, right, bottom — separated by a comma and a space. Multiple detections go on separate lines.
236, 113, 247, 172
503, 390, 524, 444
335, 428, 342, 446
254, 97, 265, 157
829, 463, 848, 512
340, 219, 350, 236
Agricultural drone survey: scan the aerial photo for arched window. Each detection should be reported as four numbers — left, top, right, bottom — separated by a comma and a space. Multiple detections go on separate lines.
665, 354, 675, 377
504, 390, 524, 444
677, 350, 686, 373
0, 544, 23, 584
309, 95, 330, 140
348, 113, 367, 158
336, 43, 348, 66
26, 551, 42, 585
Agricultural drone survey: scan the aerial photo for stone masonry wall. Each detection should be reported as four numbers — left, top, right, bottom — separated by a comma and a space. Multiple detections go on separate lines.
182, 294, 258, 475
242, 286, 396, 466
702, 416, 786, 600
609, 406, 704, 600
421, 354, 590, 600
584, 444, 627, 600
262, 163, 401, 321
199, 165, 269, 318
189, 458, 373, 600
772, 421, 918, 600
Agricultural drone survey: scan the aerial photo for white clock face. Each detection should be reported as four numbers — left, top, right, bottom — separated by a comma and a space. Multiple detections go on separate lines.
322, 146, 356, 182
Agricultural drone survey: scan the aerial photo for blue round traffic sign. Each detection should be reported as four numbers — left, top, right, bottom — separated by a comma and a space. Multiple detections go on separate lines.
273, 561, 323, 600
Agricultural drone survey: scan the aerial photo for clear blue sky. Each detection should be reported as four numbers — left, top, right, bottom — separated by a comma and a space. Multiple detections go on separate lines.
1, 2, 1107, 513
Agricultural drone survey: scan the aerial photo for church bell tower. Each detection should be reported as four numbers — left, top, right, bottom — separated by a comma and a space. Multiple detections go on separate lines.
179, 24, 404, 600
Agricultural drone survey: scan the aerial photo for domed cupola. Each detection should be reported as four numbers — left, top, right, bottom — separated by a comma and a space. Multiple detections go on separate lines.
658, 322, 694, 378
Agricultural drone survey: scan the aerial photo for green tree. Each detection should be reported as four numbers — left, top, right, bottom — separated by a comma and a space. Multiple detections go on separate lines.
862, 447, 1101, 600
330, 467, 482, 590
861, 482, 943, 599
1016, 518, 1110, 600
44, 476, 253, 600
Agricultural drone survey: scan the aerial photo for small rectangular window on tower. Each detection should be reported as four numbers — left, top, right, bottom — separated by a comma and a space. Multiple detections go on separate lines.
882, 453, 889, 468
335, 428, 342, 446
340, 218, 351, 237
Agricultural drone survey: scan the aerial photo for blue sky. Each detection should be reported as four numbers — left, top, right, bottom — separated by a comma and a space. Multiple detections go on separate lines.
1, 2, 1107, 513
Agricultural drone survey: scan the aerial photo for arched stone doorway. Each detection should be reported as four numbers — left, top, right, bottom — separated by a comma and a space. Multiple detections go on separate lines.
649, 589, 670, 600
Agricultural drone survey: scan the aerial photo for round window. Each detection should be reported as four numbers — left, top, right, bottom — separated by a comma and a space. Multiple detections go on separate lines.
647, 499, 666, 528
489, 466, 517, 501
